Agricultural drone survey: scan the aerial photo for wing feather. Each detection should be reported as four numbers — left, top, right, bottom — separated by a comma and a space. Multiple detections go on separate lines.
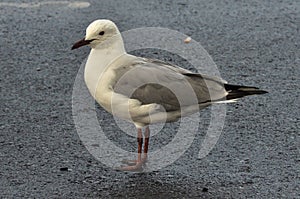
112, 57, 227, 112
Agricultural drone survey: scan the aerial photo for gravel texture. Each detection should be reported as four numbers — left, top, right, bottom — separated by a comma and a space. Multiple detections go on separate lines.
1, 0, 299, 198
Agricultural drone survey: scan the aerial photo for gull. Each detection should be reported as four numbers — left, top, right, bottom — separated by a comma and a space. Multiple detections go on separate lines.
72, 19, 267, 171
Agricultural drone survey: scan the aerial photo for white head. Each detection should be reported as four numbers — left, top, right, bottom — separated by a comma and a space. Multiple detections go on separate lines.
72, 19, 121, 50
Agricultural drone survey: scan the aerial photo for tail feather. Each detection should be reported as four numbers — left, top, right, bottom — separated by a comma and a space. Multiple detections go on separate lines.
224, 84, 268, 100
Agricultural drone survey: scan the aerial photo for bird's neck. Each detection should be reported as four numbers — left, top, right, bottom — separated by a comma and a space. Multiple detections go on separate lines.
84, 34, 126, 97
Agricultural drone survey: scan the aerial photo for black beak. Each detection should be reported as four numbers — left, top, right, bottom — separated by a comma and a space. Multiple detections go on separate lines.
71, 38, 94, 50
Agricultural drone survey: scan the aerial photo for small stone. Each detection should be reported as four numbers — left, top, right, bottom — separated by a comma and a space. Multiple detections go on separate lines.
60, 167, 69, 171
184, 37, 192, 43
202, 187, 208, 192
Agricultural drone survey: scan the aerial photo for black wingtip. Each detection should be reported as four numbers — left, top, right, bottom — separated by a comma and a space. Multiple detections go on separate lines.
225, 84, 268, 100
256, 90, 268, 94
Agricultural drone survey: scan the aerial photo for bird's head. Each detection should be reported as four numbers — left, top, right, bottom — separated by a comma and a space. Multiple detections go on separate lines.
72, 19, 120, 50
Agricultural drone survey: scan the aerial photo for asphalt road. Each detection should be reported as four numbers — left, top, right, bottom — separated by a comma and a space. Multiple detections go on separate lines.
1, 0, 299, 198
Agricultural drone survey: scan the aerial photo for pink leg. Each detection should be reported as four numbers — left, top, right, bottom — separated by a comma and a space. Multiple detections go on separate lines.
118, 128, 144, 171
118, 127, 151, 171
142, 126, 150, 162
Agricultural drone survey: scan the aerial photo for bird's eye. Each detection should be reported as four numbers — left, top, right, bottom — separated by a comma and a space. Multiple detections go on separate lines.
99, 31, 105, 36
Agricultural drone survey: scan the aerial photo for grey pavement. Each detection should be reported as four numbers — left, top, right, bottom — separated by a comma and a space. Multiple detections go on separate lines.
0, 0, 299, 198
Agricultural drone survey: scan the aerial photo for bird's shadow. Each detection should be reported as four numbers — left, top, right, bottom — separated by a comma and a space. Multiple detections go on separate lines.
92, 172, 210, 198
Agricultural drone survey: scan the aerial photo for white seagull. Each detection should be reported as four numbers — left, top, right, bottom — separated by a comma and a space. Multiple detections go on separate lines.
72, 19, 267, 171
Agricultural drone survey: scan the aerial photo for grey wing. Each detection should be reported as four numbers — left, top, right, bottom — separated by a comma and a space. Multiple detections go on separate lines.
112, 57, 227, 112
